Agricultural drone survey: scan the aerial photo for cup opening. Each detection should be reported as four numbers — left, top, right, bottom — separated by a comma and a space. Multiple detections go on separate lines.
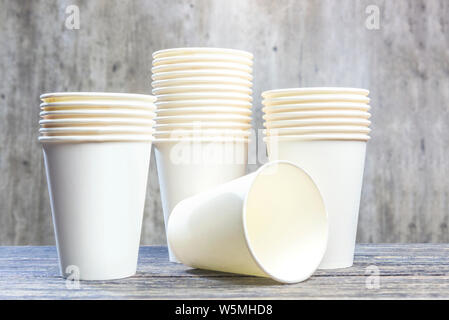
242, 161, 328, 283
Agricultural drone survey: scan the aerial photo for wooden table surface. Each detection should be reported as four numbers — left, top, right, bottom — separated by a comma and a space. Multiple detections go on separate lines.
0, 244, 448, 299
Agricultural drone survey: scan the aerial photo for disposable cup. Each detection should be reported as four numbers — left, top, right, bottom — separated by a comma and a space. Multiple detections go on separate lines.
40, 92, 156, 103
152, 62, 252, 73
262, 87, 369, 98
154, 138, 249, 261
155, 99, 252, 109
39, 118, 155, 128
264, 118, 371, 129
153, 54, 253, 66
155, 114, 252, 124
168, 160, 328, 283
155, 92, 252, 102
152, 85, 252, 95
40, 109, 156, 119
265, 138, 367, 269
263, 110, 371, 121
264, 126, 371, 136
40, 100, 157, 111
156, 107, 252, 116
262, 95, 370, 106
152, 48, 253, 60
152, 77, 252, 88
41, 140, 152, 280
40, 126, 154, 136
155, 121, 252, 130
152, 69, 253, 81
262, 103, 370, 114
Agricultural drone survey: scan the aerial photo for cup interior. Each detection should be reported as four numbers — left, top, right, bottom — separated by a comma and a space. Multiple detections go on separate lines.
243, 161, 328, 283
152, 47, 253, 60
40, 92, 156, 103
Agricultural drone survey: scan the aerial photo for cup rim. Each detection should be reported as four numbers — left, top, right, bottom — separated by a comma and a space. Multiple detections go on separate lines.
40, 109, 156, 118
262, 87, 369, 98
152, 84, 253, 95
40, 100, 156, 110
152, 54, 253, 66
263, 133, 370, 142
40, 92, 156, 102
155, 114, 252, 123
262, 103, 370, 113
154, 129, 251, 137
152, 61, 253, 73
262, 94, 370, 105
155, 122, 252, 129
39, 134, 155, 143
155, 99, 252, 108
152, 47, 253, 59
263, 110, 371, 121
152, 77, 253, 88
156, 106, 252, 115
264, 118, 371, 128
154, 136, 250, 143
39, 118, 155, 126
152, 69, 253, 81
264, 126, 371, 135
241, 160, 328, 283
155, 92, 253, 102
39, 126, 155, 133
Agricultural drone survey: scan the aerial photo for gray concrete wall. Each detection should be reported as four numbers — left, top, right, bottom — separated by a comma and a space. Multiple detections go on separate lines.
0, 0, 448, 245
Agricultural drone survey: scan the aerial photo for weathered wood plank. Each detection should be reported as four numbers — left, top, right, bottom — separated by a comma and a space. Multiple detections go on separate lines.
0, 244, 448, 299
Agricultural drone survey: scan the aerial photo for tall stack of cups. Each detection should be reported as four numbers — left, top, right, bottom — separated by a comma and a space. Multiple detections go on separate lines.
262, 88, 371, 269
39, 92, 156, 280
151, 48, 254, 262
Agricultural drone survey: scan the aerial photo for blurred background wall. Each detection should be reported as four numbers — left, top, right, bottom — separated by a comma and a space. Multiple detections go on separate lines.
0, 0, 448, 245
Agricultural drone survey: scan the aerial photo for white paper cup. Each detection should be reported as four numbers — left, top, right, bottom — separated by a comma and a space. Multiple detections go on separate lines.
153, 54, 253, 66
155, 121, 252, 130
39, 118, 155, 128
168, 160, 328, 283
155, 114, 252, 124
155, 99, 252, 109
152, 62, 252, 74
263, 95, 370, 106
262, 87, 369, 98
263, 110, 371, 121
262, 103, 370, 114
264, 126, 371, 136
264, 118, 371, 129
156, 106, 252, 116
41, 140, 152, 280
40, 126, 154, 136
40, 92, 156, 103
152, 77, 252, 88
40, 101, 157, 111
152, 48, 253, 60
155, 92, 252, 102
40, 109, 156, 119
152, 69, 253, 81
154, 138, 249, 261
152, 85, 252, 95
265, 138, 367, 269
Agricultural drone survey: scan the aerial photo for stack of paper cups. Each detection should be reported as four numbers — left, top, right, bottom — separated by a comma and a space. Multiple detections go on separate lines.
262, 87, 371, 269
151, 48, 253, 262
39, 92, 156, 280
